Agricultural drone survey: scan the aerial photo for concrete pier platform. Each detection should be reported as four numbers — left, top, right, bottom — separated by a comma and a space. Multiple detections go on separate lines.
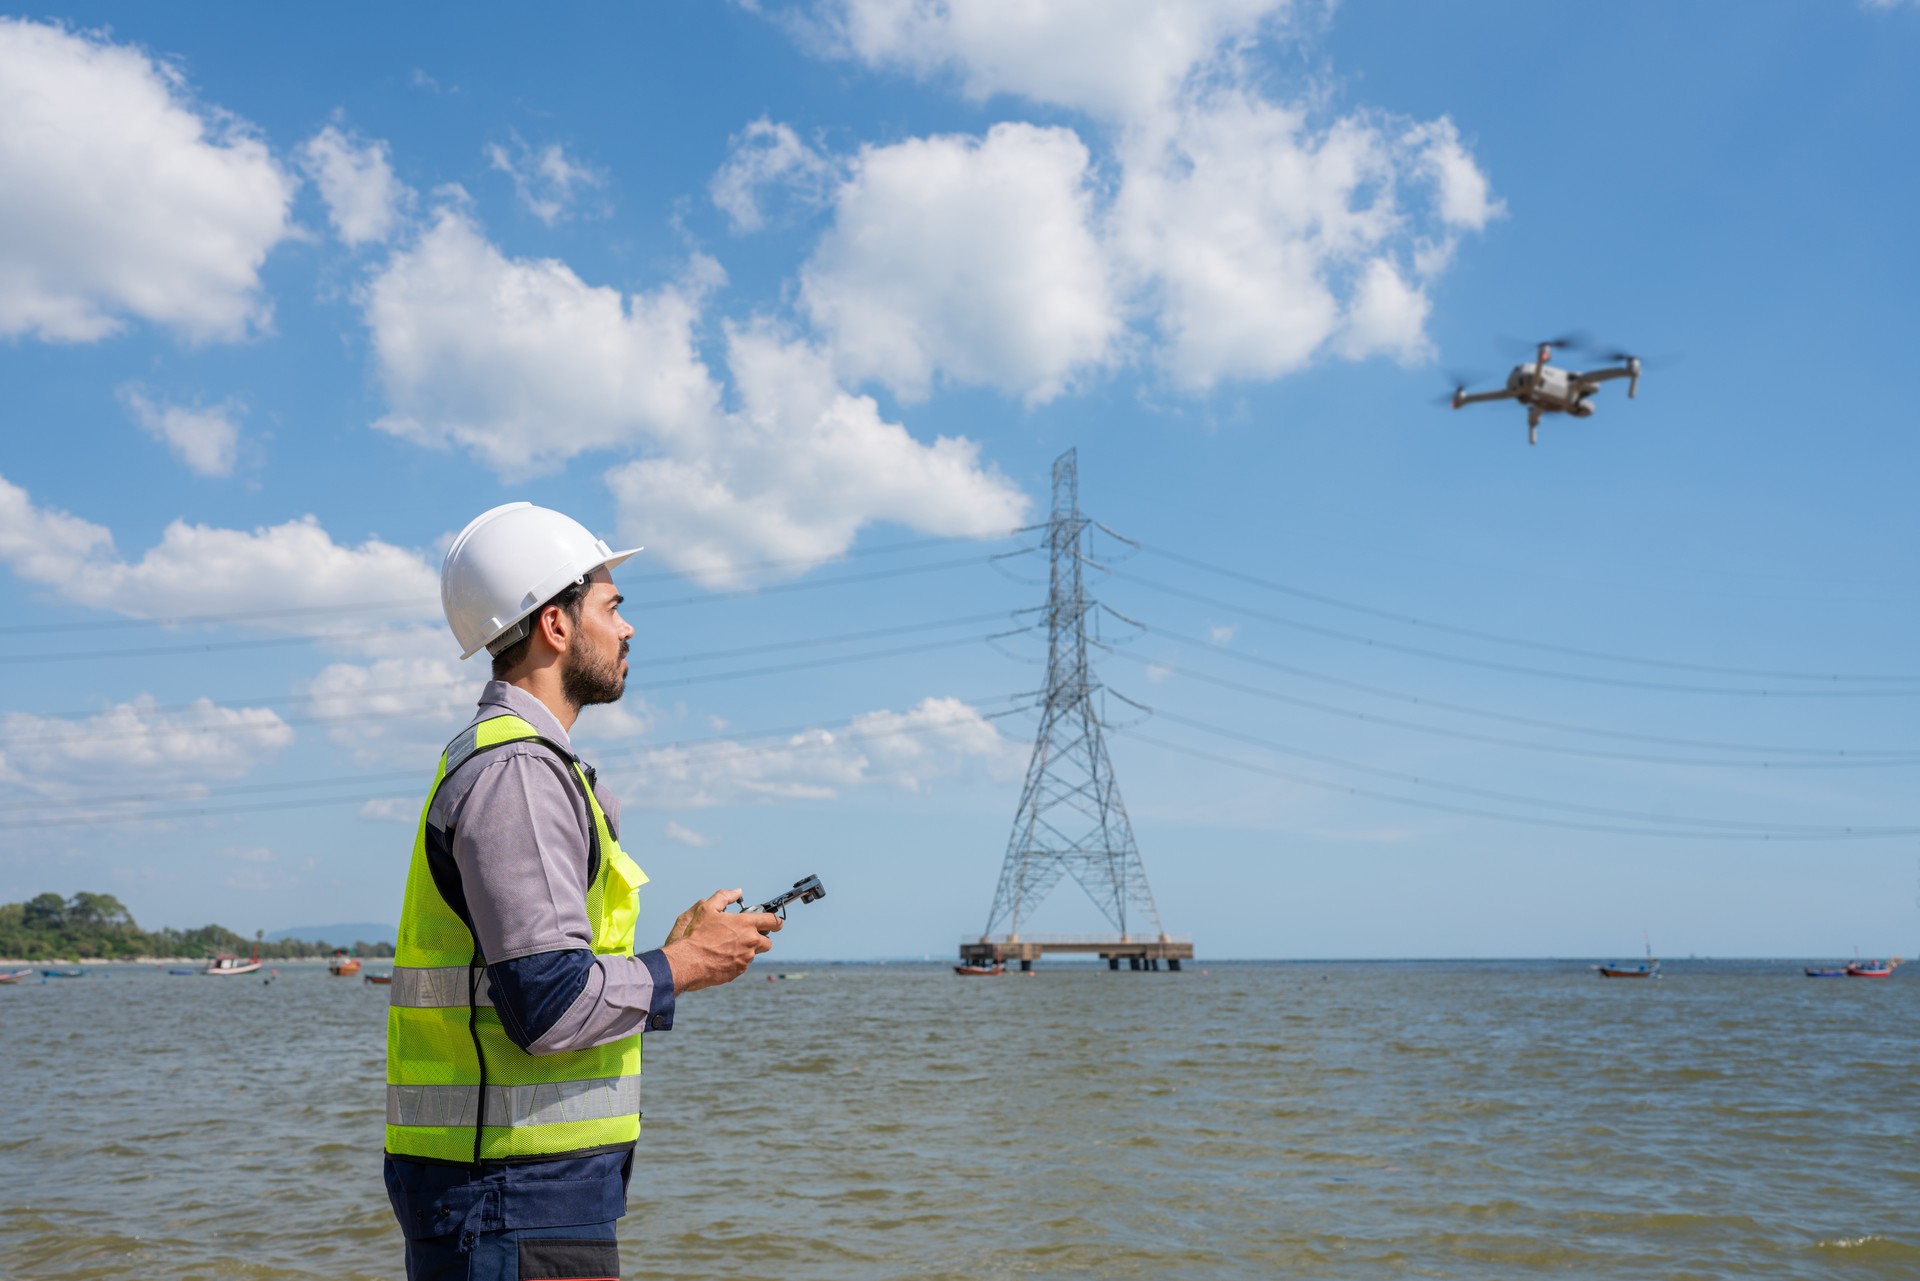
958, 935, 1194, 971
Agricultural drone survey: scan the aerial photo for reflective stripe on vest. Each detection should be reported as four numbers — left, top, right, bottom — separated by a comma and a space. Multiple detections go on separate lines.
387, 965, 495, 1008
389, 1076, 641, 1129
384, 713, 649, 1165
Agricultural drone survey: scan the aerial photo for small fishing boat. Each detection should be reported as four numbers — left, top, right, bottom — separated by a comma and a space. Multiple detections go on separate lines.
40, 967, 85, 979
1845, 958, 1900, 978
1596, 935, 1660, 979
1595, 962, 1660, 979
363, 972, 392, 985
0, 967, 34, 984
1804, 966, 1847, 978
953, 963, 1005, 976
329, 951, 362, 977
203, 953, 262, 976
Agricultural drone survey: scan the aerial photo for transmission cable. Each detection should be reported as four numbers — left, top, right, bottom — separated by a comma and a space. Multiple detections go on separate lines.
1111, 572, 1920, 698
0, 530, 1022, 637
1111, 729, 1917, 842
0, 618, 1035, 749
1114, 697, 1914, 837
1119, 622, 1919, 759
0, 553, 1000, 664
1134, 542, 1920, 684
1105, 649, 1920, 770
2, 700, 1033, 826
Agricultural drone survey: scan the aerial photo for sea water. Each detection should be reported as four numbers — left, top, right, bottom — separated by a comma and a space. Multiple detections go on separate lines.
0, 960, 1913, 1280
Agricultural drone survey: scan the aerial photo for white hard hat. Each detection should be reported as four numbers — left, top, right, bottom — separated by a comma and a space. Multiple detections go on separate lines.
441, 502, 642, 660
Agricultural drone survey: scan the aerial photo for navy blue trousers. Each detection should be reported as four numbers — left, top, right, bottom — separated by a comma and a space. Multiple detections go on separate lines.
405, 1219, 620, 1281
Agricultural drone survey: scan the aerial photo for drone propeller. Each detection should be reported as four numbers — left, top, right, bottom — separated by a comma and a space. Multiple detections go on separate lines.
1433, 370, 1483, 407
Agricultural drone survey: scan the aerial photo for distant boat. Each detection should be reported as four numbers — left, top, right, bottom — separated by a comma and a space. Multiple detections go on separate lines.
0, 967, 33, 984
953, 964, 1005, 977
167, 967, 199, 976
328, 951, 362, 977
1845, 958, 1900, 978
203, 954, 261, 976
40, 968, 84, 978
363, 972, 392, 985
1595, 962, 1660, 979
1804, 966, 1847, 978
1597, 936, 1661, 979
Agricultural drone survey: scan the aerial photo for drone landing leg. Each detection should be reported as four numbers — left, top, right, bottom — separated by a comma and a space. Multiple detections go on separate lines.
1528, 423, 1538, 446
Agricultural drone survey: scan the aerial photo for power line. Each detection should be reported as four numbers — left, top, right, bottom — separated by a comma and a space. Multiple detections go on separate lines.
1111, 571, 1920, 698
1118, 699, 1913, 837
0, 530, 1022, 637
1130, 623, 1920, 759
1, 700, 1032, 827
0, 618, 1035, 749
0, 553, 1001, 664
1105, 648, 1920, 770
1111, 728, 1920, 842
1134, 542, 1920, 684
1, 611, 1017, 740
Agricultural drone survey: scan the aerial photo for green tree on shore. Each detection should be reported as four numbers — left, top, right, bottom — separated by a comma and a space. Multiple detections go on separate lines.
0, 893, 395, 960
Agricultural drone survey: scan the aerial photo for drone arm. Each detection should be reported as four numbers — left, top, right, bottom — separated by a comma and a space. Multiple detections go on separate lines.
1578, 359, 1642, 398
1453, 388, 1521, 409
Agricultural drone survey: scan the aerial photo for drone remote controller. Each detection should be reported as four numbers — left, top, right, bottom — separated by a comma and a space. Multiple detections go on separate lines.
729, 874, 826, 922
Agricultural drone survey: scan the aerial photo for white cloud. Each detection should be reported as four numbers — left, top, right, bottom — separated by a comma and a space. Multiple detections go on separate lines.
0, 695, 293, 797
1208, 625, 1236, 645
0, 472, 438, 633
364, 208, 722, 475
606, 323, 1029, 584
1405, 119, 1503, 233
486, 133, 607, 226
1334, 258, 1432, 364
663, 821, 713, 848
119, 387, 245, 477
800, 123, 1122, 403
765, 2, 1498, 392
611, 695, 1018, 808
846, 695, 1025, 790
361, 210, 1028, 579
711, 117, 837, 233
0, 19, 296, 342
1110, 93, 1469, 388
359, 798, 417, 823
306, 654, 478, 764
806, 0, 1290, 122
1145, 663, 1173, 683
299, 123, 409, 246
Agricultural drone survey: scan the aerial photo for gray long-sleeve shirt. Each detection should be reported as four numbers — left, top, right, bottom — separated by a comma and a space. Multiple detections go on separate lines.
427, 681, 673, 1053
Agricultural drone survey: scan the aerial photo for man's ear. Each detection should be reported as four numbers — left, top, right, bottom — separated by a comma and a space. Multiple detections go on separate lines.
537, 602, 573, 652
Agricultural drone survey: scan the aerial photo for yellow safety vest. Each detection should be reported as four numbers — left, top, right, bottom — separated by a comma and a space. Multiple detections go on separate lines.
385, 713, 649, 1164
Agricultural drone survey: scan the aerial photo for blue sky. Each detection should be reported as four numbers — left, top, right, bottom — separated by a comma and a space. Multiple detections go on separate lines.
2, 2, 1916, 960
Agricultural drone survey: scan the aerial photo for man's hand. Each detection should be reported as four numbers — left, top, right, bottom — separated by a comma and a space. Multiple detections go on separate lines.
659, 888, 781, 993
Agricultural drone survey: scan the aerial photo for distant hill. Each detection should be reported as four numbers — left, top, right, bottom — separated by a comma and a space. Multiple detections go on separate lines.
268, 922, 396, 946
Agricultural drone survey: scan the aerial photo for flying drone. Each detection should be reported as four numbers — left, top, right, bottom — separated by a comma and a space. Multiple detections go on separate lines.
1447, 336, 1643, 445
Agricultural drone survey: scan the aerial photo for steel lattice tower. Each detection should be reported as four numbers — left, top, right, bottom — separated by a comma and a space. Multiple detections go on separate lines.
982, 449, 1167, 943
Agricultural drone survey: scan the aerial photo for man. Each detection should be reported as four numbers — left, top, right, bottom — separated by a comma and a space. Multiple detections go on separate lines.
384, 501, 781, 1279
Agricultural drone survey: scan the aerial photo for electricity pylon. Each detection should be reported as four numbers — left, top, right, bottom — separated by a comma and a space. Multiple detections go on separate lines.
982, 449, 1167, 942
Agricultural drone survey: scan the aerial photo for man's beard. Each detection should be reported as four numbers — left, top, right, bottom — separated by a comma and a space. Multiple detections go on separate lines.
562, 637, 628, 708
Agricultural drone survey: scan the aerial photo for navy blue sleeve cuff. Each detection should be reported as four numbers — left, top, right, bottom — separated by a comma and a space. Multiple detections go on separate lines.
487, 950, 594, 1051
637, 948, 676, 1032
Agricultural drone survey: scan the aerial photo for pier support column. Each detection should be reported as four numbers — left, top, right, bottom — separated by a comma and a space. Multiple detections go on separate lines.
1128, 956, 1141, 971
1168, 958, 1181, 972
1108, 956, 1119, 970
1019, 959, 1032, 972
